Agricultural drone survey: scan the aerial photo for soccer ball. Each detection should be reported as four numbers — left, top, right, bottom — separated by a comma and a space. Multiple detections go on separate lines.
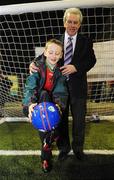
31, 102, 61, 131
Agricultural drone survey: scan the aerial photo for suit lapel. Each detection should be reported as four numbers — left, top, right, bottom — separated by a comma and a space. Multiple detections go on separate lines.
72, 34, 82, 63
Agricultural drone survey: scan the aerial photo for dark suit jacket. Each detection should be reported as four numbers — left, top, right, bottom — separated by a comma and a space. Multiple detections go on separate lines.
59, 33, 96, 98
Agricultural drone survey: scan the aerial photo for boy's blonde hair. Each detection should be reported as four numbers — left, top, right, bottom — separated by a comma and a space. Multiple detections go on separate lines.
45, 39, 63, 51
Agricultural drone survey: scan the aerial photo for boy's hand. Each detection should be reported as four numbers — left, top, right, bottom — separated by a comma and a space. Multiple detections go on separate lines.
29, 62, 40, 74
28, 103, 37, 122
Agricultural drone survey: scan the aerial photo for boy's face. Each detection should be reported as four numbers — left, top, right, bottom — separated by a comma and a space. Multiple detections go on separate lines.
44, 43, 63, 65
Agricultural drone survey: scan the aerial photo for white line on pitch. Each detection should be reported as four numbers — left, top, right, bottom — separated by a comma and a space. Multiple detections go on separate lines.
0, 150, 114, 156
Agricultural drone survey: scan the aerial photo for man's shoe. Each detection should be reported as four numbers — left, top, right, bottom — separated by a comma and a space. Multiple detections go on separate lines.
42, 160, 52, 173
75, 151, 85, 161
58, 149, 70, 161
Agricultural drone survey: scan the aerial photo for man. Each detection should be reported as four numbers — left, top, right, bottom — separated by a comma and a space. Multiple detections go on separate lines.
29, 8, 96, 161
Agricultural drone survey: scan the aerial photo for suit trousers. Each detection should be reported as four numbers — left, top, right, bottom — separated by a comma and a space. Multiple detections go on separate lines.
57, 83, 87, 153
70, 96, 86, 153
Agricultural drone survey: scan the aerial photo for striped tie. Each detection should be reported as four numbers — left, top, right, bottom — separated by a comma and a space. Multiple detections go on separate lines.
64, 37, 73, 65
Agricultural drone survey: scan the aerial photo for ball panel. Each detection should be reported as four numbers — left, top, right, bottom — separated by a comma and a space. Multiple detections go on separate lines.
32, 102, 60, 131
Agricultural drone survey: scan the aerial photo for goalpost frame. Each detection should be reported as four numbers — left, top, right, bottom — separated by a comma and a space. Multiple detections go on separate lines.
0, 0, 114, 15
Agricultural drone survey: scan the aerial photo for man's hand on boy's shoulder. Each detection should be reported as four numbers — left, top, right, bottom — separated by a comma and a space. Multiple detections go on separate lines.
29, 62, 40, 74
29, 62, 39, 74
29, 54, 44, 74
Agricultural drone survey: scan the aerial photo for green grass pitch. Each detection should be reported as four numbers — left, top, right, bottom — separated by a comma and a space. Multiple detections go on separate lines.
0, 120, 114, 179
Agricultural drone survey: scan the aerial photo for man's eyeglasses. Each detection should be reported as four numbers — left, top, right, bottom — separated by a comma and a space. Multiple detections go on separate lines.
66, 20, 79, 25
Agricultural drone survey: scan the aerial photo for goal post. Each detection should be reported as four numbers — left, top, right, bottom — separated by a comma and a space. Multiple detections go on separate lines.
0, 0, 114, 14
0, 0, 114, 121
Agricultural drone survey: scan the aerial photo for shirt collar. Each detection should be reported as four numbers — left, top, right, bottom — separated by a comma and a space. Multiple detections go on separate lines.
65, 31, 77, 42
64, 31, 77, 54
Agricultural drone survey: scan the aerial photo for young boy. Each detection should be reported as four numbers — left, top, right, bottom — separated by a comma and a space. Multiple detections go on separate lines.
22, 39, 68, 173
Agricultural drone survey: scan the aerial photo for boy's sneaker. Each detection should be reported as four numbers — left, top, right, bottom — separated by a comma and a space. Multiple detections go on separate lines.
42, 160, 52, 173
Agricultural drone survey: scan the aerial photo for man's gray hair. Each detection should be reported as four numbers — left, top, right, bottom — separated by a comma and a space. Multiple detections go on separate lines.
63, 8, 83, 24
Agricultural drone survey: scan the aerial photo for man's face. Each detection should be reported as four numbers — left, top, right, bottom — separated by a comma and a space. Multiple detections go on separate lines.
64, 13, 81, 36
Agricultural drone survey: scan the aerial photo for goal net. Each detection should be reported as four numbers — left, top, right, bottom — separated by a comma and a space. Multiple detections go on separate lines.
0, 0, 114, 121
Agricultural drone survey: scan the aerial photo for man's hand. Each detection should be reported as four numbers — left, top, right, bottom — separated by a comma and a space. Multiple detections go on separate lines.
28, 103, 37, 122
29, 62, 40, 74
60, 64, 77, 76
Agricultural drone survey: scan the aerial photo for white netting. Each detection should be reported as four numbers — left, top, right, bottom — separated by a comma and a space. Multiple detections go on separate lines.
0, 0, 114, 119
